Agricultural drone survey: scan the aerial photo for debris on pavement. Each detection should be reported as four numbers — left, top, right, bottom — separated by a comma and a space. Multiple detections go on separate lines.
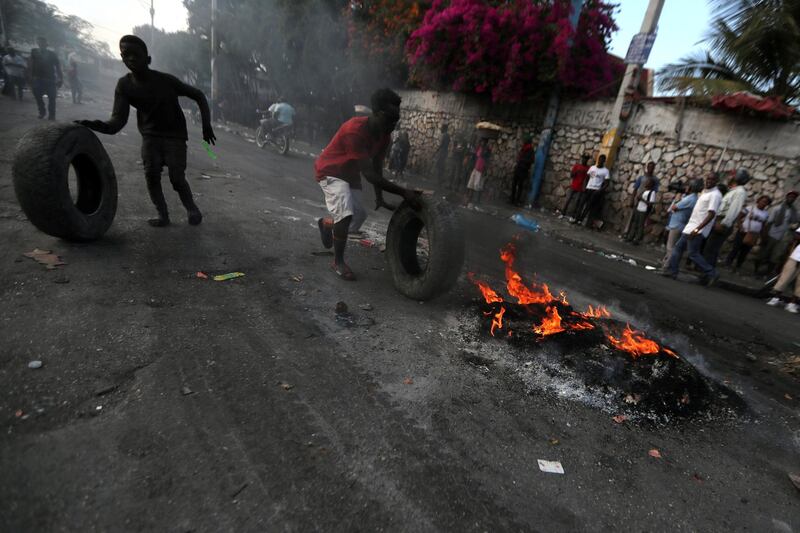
627, 259, 638, 266
196, 271, 209, 279
359, 239, 376, 248
278, 382, 294, 391
645, 265, 657, 271
612, 414, 628, 424
23, 249, 65, 270
335, 301, 348, 314
290, 274, 304, 282
745, 352, 757, 362
359, 303, 374, 311
213, 272, 245, 281
624, 394, 641, 405
548, 438, 560, 446
231, 482, 249, 499
537, 460, 564, 474
785, 394, 793, 401
181, 386, 194, 396
789, 473, 800, 492
648, 449, 662, 459
511, 213, 540, 232
403, 377, 414, 385
27, 360, 42, 369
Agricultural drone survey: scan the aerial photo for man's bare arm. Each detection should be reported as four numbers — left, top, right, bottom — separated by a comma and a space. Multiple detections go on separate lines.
175, 79, 216, 144
75, 89, 130, 134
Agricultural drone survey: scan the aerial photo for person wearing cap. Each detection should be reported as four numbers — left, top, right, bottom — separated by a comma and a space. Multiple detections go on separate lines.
703, 168, 751, 268
510, 134, 534, 206
755, 190, 799, 277
766, 227, 800, 314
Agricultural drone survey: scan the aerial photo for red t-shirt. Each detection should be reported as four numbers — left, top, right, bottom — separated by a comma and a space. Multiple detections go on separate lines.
314, 117, 390, 189
570, 164, 589, 192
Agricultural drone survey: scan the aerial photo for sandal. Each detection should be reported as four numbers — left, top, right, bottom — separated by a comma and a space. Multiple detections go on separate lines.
331, 262, 356, 281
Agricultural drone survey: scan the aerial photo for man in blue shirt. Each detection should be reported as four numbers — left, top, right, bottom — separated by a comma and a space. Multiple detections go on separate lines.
662, 179, 702, 268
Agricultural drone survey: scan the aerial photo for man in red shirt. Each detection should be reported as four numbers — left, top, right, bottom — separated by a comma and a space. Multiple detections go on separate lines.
563, 154, 589, 220
315, 88, 419, 281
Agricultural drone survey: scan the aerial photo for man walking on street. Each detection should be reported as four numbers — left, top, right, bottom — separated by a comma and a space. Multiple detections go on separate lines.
67, 50, 82, 104
664, 172, 722, 284
703, 169, 750, 267
2, 48, 27, 101
315, 88, 420, 281
510, 134, 534, 206
29, 37, 62, 120
76, 35, 214, 227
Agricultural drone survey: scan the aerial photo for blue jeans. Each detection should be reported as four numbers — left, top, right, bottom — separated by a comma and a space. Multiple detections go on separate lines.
668, 233, 717, 278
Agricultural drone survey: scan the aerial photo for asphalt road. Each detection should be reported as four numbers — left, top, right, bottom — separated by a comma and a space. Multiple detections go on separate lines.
1, 93, 799, 532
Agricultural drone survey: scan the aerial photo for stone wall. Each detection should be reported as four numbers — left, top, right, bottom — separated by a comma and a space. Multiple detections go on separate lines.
397, 90, 800, 237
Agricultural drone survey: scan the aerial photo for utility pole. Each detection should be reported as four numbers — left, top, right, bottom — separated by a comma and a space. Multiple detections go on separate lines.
149, 0, 155, 50
526, 0, 585, 207
211, 0, 218, 122
599, 0, 665, 170
0, 0, 8, 47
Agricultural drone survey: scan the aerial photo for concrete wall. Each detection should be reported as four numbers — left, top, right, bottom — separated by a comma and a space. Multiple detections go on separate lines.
397, 89, 800, 237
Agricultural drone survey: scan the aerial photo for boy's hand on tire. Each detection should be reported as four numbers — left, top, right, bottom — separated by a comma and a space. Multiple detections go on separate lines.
202, 122, 216, 145
74, 120, 102, 130
402, 189, 423, 210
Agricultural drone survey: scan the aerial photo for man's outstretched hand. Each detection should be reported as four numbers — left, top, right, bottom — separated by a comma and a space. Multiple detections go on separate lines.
74, 119, 102, 130
202, 122, 216, 145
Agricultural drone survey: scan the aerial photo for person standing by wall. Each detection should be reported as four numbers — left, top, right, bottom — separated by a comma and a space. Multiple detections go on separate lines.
624, 178, 656, 244
2, 48, 27, 101
664, 172, 722, 285
448, 137, 467, 191
388, 130, 410, 179
723, 195, 771, 273
766, 227, 800, 314
662, 179, 702, 268
510, 134, 534, 206
29, 37, 62, 120
623, 162, 660, 235
562, 154, 589, 220
432, 123, 450, 186
574, 154, 609, 228
755, 190, 799, 277
465, 138, 491, 209
703, 169, 751, 267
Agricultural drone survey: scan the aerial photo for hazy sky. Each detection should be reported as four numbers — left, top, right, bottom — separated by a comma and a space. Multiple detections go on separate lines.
51, 0, 712, 73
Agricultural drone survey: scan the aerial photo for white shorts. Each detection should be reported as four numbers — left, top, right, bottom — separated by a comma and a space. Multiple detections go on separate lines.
467, 169, 484, 191
319, 176, 366, 227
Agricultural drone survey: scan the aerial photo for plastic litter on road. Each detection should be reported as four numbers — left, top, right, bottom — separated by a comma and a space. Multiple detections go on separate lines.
27, 360, 42, 369
537, 460, 564, 474
511, 213, 540, 232
213, 272, 245, 281
201, 141, 218, 160
23, 249, 65, 270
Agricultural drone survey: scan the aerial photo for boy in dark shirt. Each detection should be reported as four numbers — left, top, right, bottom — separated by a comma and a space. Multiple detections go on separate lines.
76, 35, 215, 227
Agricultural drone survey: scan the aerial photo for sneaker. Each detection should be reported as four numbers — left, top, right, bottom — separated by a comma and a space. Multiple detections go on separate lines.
766, 297, 782, 307
785, 302, 799, 314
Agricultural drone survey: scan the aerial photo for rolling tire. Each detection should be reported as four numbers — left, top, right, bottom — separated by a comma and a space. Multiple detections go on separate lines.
385, 197, 465, 301
12, 123, 118, 242
278, 134, 290, 155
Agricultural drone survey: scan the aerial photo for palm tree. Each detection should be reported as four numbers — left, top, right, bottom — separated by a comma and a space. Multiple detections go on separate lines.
658, 0, 800, 104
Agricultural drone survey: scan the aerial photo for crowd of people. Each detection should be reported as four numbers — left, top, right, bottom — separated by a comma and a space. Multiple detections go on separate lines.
1, 37, 83, 119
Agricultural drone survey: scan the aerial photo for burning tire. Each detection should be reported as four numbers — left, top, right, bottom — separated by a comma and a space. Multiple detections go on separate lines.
385, 197, 465, 300
12, 123, 118, 242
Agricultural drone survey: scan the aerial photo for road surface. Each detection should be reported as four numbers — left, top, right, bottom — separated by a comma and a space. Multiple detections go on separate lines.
0, 93, 798, 532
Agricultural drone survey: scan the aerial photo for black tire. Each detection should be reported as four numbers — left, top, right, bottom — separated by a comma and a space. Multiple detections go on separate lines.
277, 134, 289, 155
255, 126, 267, 148
12, 123, 117, 242
385, 197, 465, 300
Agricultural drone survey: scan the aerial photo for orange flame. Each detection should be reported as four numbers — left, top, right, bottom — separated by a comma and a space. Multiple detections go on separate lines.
468, 273, 505, 304
584, 305, 611, 318
490, 306, 506, 336
500, 243, 555, 305
607, 324, 675, 358
533, 306, 565, 336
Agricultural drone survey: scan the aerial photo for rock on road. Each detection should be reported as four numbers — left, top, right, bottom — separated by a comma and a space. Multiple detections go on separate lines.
0, 94, 798, 532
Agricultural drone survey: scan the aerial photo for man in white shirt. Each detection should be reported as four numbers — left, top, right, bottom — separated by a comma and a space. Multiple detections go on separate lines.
574, 154, 610, 226
702, 169, 750, 267
267, 100, 296, 129
664, 172, 723, 284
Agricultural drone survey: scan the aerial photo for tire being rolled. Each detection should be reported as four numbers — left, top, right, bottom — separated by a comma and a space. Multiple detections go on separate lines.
12, 123, 118, 242
385, 197, 465, 300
